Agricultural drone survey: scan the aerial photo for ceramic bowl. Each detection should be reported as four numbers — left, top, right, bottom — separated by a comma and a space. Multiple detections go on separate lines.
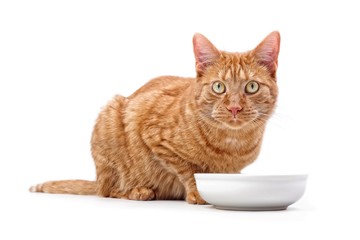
194, 174, 308, 211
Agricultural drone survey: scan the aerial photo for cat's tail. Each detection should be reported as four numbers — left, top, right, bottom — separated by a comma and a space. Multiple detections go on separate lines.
29, 180, 97, 195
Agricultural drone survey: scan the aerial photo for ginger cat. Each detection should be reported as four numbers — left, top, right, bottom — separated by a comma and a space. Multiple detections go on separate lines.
30, 32, 280, 204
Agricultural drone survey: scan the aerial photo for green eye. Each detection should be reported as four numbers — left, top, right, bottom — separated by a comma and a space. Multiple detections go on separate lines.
212, 81, 226, 94
245, 81, 260, 94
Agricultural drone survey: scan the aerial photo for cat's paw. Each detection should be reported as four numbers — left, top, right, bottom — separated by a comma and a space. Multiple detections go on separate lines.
128, 187, 155, 201
186, 191, 207, 205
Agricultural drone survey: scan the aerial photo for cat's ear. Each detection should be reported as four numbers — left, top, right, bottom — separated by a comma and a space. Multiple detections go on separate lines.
253, 31, 281, 77
193, 33, 221, 76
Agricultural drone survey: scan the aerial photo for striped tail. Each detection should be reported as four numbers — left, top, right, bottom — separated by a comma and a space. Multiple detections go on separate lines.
29, 180, 96, 195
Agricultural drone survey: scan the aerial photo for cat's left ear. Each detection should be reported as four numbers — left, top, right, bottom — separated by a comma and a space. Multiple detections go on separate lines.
193, 33, 221, 76
253, 31, 281, 78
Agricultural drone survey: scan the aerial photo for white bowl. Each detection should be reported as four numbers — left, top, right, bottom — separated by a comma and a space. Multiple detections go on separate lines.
194, 174, 308, 211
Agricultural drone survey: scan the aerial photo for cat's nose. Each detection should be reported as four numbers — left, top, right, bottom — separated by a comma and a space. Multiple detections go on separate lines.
227, 106, 243, 118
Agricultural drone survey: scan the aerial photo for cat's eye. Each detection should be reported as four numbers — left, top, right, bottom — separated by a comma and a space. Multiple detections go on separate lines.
212, 81, 226, 94
245, 81, 260, 94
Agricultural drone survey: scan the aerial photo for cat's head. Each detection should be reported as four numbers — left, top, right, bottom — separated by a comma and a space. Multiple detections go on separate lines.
193, 32, 280, 130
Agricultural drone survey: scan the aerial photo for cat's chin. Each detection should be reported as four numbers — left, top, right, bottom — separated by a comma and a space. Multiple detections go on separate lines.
220, 119, 251, 130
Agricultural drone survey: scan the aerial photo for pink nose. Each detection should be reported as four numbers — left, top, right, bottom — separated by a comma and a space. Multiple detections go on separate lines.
227, 106, 242, 118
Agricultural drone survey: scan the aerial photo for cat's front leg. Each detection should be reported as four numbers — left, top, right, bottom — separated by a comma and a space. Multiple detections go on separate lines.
159, 156, 206, 204
185, 176, 207, 204
178, 171, 206, 204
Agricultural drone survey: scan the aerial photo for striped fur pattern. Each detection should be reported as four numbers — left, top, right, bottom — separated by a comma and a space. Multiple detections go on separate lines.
30, 32, 280, 204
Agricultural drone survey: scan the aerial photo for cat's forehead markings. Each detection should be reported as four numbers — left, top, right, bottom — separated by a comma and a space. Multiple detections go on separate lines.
239, 68, 246, 80
225, 68, 233, 81
217, 68, 228, 81
221, 69, 236, 83
218, 65, 249, 83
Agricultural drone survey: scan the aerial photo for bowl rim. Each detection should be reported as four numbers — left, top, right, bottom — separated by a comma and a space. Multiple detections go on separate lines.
194, 173, 308, 181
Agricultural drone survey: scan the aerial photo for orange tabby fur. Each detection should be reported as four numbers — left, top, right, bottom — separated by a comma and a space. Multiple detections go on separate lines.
30, 32, 280, 204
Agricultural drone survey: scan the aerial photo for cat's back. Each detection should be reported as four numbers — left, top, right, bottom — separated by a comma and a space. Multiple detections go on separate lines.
128, 76, 194, 100
124, 75, 194, 145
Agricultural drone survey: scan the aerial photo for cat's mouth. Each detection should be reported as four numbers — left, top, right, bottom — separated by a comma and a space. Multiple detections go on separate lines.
210, 110, 259, 129
212, 116, 254, 129
225, 117, 249, 128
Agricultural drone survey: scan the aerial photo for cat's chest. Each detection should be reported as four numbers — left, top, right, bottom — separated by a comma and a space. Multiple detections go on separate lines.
203, 140, 260, 172
201, 136, 255, 158
179, 134, 260, 172
146, 127, 260, 173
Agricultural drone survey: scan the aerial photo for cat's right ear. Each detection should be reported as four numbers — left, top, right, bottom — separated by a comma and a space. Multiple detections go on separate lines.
193, 33, 221, 76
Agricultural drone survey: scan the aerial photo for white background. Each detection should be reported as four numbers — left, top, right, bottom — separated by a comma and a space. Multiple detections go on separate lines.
1, 0, 359, 239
